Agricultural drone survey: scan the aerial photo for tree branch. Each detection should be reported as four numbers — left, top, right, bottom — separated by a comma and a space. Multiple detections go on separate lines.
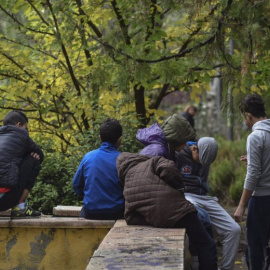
74, 0, 93, 66
25, 0, 50, 26
111, 0, 131, 45
0, 4, 54, 36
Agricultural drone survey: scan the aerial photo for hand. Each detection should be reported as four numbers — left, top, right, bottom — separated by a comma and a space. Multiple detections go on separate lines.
240, 155, 247, 165
234, 204, 245, 222
30, 152, 40, 160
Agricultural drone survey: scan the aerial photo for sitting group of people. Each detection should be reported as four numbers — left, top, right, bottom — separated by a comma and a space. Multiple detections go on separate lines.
0, 94, 270, 270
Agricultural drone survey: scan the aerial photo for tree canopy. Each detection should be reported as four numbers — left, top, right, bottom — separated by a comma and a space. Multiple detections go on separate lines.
0, 0, 270, 150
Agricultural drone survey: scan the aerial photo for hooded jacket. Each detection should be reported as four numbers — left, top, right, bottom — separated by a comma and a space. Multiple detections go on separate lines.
117, 152, 196, 228
245, 119, 270, 196
176, 138, 218, 195
136, 122, 171, 159
136, 114, 195, 160
0, 125, 44, 188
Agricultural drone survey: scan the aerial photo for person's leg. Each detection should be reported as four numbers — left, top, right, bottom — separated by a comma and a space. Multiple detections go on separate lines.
174, 212, 218, 270
246, 196, 270, 270
185, 193, 213, 237
194, 205, 213, 238
17, 155, 41, 196
11, 155, 42, 217
0, 188, 20, 211
196, 195, 241, 270
80, 206, 124, 220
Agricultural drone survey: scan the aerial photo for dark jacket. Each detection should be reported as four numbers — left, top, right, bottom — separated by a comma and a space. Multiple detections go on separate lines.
0, 125, 44, 188
181, 111, 195, 128
117, 152, 196, 228
176, 146, 210, 195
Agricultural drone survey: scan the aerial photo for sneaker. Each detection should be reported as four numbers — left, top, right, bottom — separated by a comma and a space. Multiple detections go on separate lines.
11, 200, 41, 219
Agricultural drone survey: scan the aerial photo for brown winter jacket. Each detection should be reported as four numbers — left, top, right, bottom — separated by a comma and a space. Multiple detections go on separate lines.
117, 152, 196, 228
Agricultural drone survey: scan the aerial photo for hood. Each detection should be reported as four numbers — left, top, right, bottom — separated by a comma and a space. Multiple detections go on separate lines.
136, 122, 167, 146
252, 119, 270, 133
161, 114, 195, 152
117, 152, 149, 185
197, 137, 218, 165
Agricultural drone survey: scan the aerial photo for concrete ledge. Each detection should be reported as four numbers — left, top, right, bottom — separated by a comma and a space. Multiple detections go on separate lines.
87, 219, 186, 270
53, 205, 81, 217
0, 209, 11, 216
0, 216, 115, 228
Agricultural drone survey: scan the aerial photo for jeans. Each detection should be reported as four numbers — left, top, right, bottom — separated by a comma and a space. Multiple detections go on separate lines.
195, 205, 213, 237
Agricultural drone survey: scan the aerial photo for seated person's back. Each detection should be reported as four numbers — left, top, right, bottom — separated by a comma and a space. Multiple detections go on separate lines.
73, 118, 124, 220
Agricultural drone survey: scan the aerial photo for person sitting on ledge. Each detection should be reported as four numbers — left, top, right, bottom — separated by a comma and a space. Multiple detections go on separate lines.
0, 110, 44, 218
117, 152, 218, 270
73, 118, 124, 220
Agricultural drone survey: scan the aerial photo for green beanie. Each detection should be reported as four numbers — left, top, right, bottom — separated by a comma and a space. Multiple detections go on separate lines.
161, 114, 195, 152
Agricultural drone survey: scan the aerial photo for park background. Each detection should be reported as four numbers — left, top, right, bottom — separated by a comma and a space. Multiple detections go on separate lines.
1, 0, 270, 214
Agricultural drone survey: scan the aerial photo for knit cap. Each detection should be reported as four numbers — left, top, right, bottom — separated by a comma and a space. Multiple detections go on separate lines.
197, 137, 218, 165
161, 114, 195, 152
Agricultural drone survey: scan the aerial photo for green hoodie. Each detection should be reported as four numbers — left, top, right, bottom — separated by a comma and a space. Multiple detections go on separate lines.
161, 114, 195, 153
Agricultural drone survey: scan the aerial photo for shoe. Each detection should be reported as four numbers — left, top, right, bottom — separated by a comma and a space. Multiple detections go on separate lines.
11, 200, 41, 219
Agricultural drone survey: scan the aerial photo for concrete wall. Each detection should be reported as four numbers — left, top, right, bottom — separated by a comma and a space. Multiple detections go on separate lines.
0, 217, 114, 270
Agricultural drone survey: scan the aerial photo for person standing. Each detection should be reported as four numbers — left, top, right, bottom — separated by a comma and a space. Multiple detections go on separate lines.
182, 105, 197, 129
234, 94, 270, 269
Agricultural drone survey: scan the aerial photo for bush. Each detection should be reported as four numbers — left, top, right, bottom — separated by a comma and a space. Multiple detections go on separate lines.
209, 135, 248, 205
29, 114, 142, 214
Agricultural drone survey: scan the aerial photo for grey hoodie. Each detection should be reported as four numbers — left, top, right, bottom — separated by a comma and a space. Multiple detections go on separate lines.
245, 119, 270, 196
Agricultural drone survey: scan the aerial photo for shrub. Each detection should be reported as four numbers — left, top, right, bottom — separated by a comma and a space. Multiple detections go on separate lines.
29, 114, 142, 214
209, 135, 248, 205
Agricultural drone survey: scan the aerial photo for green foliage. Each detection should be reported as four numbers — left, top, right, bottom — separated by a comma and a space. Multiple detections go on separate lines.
209, 135, 248, 205
28, 113, 142, 214
1, 0, 270, 150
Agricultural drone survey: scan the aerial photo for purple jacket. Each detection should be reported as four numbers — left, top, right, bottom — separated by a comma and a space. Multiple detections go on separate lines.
136, 123, 172, 160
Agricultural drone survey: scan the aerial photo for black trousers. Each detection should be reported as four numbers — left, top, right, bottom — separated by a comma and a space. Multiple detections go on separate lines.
0, 155, 41, 211
246, 196, 270, 270
173, 212, 218, 270
80, 206, 124, 220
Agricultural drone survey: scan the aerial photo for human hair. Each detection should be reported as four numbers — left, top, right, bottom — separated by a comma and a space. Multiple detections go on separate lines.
239, 94, 266, 118
100, 118, 122, 144
3, 110, 28, 126
184, 105, 197, 113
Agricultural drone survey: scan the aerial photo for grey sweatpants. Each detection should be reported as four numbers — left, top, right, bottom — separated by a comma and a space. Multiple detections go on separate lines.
185, 193, 241, 270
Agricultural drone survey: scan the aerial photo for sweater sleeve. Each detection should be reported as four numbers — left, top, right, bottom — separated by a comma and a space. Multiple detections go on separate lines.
155, 157, 184, 190
72, 158, 85, 198
244, 133, 263, 191
24, 136, 44, 163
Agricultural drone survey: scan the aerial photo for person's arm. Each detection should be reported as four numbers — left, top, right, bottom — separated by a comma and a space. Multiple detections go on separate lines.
24, 135, 44, 163
72, 161, 85, 199
155, 157, 184, 191
234, 134, 262, 222
234, 188, 253, 222
125, 210, 149, 225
